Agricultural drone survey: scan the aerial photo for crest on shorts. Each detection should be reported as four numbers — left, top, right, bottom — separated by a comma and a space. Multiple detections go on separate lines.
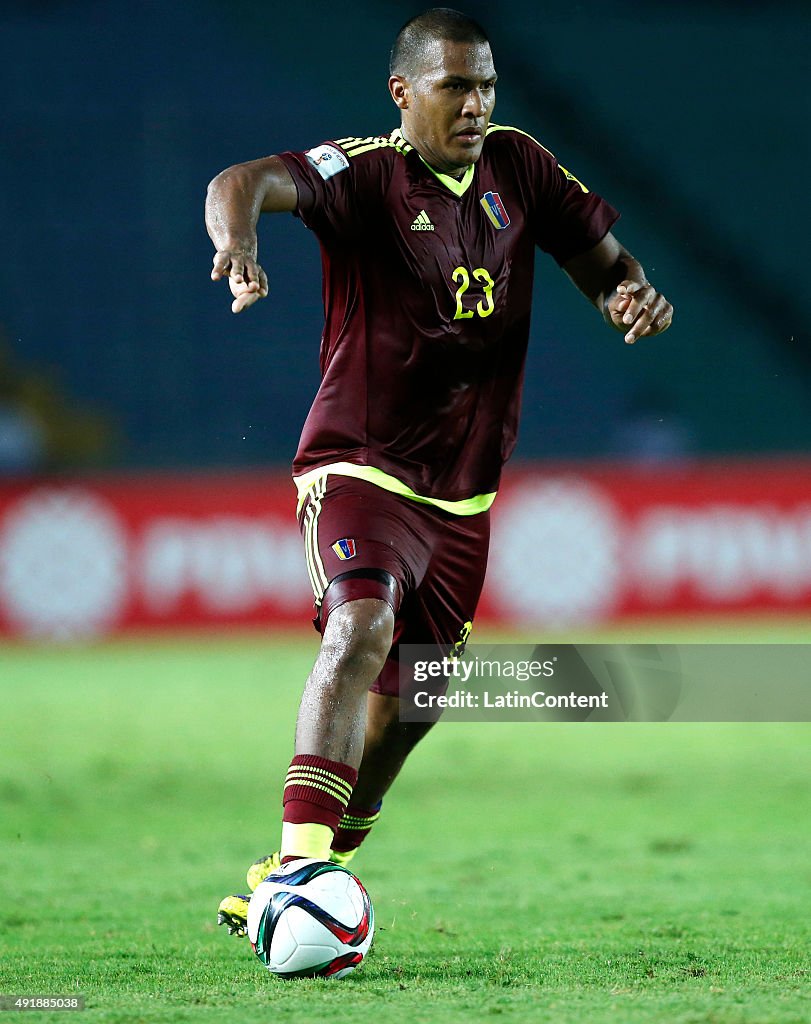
332, 538, 357, 560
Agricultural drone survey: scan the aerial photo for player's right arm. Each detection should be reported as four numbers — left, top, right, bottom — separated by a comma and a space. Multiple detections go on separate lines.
206, 156, 298, 314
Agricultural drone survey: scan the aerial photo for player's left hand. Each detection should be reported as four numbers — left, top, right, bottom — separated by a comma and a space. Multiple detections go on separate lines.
227, 275, 266, 315
211, 249, 269, 314
606, 281, 673, 344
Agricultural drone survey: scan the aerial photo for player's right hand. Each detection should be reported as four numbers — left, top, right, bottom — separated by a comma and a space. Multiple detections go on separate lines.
211, 250, 269, 314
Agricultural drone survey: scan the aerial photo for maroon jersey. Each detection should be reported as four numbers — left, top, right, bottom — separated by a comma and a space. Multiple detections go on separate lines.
278, 125, 618, 503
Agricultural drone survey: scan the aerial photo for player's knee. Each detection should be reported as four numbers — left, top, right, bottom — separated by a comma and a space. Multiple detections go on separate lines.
321, 598, 394, 681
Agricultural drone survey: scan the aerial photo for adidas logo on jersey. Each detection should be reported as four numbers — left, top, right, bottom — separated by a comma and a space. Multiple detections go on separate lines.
410, 210, 435, 231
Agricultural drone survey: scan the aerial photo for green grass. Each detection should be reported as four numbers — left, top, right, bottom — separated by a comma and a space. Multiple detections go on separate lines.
1, 632, 809, 1023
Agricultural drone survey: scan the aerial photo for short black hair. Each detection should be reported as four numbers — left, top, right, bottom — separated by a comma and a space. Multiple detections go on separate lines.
390, 8, 490, 78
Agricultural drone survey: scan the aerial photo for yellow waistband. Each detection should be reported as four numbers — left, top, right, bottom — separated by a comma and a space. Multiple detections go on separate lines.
294, 462, 496, 516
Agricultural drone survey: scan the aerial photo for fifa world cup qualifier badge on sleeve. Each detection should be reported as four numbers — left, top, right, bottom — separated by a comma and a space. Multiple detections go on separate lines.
305, 144, 349, 181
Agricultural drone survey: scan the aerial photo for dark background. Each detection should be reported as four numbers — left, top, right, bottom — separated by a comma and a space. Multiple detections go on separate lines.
1, 0, 808, 470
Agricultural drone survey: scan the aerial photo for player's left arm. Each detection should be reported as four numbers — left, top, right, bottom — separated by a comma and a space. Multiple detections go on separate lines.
563, 231, 674, 345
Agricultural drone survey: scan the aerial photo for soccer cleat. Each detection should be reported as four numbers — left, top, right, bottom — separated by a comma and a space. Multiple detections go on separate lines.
246, 852, 282, 892
217, 894, 250, 937
246, 849, 356, 891
221, 851, 359, 938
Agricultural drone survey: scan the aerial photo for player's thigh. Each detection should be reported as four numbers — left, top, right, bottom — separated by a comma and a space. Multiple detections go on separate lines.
298, 475, 432, 626
370, 508, 489, 701
411, 506, 490, 653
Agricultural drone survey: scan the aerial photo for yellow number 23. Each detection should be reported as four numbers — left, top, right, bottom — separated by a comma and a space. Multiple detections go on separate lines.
452, 266, 495, 320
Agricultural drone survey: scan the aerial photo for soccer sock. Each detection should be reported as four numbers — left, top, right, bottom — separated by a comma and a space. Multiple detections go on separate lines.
330, 801, 382, 867
281, 754, 358, 863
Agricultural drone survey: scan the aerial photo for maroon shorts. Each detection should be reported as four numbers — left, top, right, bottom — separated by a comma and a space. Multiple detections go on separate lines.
297, 475, 489, 696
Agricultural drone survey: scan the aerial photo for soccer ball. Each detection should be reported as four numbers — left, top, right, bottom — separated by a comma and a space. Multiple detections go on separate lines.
247, 859, 374, 978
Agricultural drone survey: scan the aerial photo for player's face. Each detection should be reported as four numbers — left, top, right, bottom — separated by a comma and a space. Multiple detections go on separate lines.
394, 40, 497, 175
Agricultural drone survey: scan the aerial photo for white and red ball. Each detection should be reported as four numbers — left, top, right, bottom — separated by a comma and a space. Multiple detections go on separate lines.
247, 859, 374, 979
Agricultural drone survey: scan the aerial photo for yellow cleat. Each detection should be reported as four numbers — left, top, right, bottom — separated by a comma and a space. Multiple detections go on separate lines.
246, 852, 282, 892
245, 848, 357, 891
216, 894, 250, 937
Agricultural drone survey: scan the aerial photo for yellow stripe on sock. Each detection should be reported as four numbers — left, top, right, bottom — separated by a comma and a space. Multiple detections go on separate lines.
285, 762, 353, 790
285, 773, 353, 805
340, 813, 380, 830
285, 776, 352, 805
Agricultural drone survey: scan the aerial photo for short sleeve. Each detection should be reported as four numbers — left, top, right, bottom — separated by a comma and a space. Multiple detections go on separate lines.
277, 142, 363, 243
524, 139, 620, 265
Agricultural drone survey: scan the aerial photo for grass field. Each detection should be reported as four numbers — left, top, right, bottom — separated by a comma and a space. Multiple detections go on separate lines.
1, 629, 809, 1023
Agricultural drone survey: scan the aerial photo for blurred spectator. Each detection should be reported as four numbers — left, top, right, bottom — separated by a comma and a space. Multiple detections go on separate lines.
0, 401, 46, 474
0, 327, 115, 473
609, 386, 695, 463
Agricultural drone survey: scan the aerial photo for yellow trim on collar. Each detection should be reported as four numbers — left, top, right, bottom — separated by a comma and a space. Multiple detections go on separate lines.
485, 122, 554, 156
417, 155, 476, 197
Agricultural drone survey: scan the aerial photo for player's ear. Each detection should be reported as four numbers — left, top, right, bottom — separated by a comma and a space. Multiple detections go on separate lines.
388, 75, 409, 110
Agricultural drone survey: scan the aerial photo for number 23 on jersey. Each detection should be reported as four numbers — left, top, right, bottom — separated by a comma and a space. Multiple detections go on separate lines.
452, 266, 495, 320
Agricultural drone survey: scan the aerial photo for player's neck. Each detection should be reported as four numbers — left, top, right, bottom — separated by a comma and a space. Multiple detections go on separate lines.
399, 127, 470, 180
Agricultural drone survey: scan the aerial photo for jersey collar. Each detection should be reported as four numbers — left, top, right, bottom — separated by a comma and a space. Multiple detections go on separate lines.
417, 155, 476, 197
393, 127, 476, 197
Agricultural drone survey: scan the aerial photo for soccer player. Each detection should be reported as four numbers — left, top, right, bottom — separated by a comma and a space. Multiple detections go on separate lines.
207, 8, 673, 935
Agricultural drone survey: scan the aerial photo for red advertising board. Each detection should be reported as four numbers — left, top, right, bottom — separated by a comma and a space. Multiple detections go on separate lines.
0, 461, 809, 639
